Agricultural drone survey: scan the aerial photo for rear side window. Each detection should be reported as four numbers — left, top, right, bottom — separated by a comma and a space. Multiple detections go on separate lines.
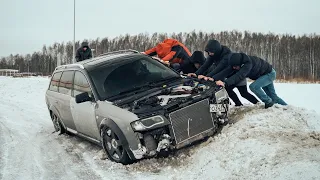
74, 71, 91, 97
59, 71, 75, 96
49, 72, 62, 92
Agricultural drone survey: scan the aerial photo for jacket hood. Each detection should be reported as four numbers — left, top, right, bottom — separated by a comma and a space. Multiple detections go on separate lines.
220, 45, 231, 57
205, 40, 222, 56
228, 53, 243, 66
81, 42, 89, 48
190, 51, 205, 65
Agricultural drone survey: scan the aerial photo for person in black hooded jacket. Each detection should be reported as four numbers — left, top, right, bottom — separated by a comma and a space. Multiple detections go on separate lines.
213, 53, 287, 108
75, 42, 92, 62
188, 50, 206, 71
188, 40, 259, 106
187, 40, 230, 77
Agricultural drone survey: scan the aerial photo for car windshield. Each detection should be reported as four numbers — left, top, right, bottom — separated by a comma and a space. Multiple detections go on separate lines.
88, 56, 180, 100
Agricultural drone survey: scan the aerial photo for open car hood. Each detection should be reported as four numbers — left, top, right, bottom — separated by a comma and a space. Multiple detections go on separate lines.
114, 78, 220, 118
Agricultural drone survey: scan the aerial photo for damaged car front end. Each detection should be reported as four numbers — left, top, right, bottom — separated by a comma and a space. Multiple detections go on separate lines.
111, 76, 230, 160
86, 53, 229, 164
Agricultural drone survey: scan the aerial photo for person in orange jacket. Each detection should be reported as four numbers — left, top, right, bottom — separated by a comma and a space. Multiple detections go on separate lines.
143, 38, 197, 73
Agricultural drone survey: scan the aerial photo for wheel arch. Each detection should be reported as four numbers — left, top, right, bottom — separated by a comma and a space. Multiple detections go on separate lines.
99, 118, 137, 160
49, 105, 67, 130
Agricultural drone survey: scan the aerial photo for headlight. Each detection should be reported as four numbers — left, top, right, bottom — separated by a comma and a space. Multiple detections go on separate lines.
215, 88, 228, 102
131, 116, 165, 131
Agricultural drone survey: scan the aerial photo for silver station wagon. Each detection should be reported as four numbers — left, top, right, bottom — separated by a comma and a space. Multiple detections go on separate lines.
45, 50, 229, 164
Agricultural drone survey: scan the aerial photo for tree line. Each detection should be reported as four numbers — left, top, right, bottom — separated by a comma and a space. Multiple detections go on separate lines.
0, 30, 319, 81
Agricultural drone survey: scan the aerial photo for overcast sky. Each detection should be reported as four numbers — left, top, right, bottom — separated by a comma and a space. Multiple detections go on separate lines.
1, 0, 319, 57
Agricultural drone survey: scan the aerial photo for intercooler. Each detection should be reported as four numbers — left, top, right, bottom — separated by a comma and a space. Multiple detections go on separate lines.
168, 99, 216, 149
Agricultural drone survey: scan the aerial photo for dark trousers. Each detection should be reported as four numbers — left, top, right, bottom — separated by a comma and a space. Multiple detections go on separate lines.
226, 85, 259, 106
171, 61, 197, 74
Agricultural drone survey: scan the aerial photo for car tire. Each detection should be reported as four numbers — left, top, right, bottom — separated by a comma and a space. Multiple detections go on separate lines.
51, 113, 66, 134
157, 150, 170, 158
101, 126, 132, 165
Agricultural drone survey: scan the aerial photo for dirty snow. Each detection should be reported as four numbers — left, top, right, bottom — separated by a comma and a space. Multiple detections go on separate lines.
0, 76, 319, 180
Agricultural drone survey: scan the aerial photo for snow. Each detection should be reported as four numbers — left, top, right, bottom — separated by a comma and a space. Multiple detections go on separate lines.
234, 82, 320, 114
0, 76, 320, 180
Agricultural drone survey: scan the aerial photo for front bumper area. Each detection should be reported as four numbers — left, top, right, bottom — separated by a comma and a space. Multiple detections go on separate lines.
129, 97, 228, 160
168, 98, 217, 149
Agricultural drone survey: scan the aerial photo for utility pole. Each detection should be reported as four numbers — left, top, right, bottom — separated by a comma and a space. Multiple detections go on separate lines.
72, 0, 76, 63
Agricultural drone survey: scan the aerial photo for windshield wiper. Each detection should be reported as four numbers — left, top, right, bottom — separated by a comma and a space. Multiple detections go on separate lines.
149, 76, 181, 87
106, 76, 181, 101
119, 85, 151, 95
107, 84, 153, 100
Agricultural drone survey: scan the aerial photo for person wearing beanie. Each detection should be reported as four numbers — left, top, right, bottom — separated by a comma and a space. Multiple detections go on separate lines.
143, 38, 195, 73
188, 40, 259, 106
189, 50, 206, 69
213, 53, 287, 108
187, 39, 230, 77
75, 41, 92, 62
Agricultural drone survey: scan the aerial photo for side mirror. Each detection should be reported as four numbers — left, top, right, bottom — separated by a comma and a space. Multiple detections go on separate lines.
75, 92, 92, 103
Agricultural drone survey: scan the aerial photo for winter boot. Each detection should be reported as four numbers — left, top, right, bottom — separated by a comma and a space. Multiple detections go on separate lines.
265, 101, 274, 109
235, 103, 243, 107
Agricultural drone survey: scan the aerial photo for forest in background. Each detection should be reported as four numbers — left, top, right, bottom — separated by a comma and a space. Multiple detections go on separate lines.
0, 30, 319, 81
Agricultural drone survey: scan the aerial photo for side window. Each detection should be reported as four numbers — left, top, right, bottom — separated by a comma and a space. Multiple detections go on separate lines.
49, 72, 62, 92
59, 71, 75, 96
74, 71, 92, 97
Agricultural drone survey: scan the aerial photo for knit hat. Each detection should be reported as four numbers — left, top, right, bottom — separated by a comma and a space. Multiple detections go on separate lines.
190, 51, 205, 65
205, 39, 222, 55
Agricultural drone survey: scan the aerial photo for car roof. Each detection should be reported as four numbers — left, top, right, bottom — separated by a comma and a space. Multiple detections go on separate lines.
54, 49, 144, 72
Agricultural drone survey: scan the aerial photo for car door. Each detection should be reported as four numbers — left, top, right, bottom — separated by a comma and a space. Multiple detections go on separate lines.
57, 70, 77, 130
46, 71, 62, 112
70, 71, 100, 139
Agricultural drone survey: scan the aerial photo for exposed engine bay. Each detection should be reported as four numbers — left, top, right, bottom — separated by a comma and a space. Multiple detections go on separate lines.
125, 78, 217, 117
120, 77, 230, 158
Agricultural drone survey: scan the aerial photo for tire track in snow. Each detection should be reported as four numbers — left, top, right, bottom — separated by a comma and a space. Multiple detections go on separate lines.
0, 80, 104, 180
0, 117, 10, 180
0, 112, 16, 180
0, 102, 43, 179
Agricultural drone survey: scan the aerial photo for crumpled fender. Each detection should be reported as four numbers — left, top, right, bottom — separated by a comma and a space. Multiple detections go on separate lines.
99, 118, 146, 160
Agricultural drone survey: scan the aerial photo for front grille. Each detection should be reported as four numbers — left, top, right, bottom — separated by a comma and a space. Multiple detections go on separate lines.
168, 99, 215, 145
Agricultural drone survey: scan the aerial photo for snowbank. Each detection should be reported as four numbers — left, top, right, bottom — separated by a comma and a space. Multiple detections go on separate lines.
0, 77, 319, 180
234, 82, 320, 115
182, 105, 320, 180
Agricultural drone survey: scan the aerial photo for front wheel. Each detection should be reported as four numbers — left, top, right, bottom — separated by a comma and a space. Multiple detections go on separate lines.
101, 126, 132, 165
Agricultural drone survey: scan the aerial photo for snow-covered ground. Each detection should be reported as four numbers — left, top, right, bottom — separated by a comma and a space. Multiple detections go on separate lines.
235, 82, 320, 115
0, 76, 319, 180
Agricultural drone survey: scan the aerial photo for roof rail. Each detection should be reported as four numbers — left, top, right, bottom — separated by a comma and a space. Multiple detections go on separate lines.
98, 49, 140, 57
54, 64, 84, 71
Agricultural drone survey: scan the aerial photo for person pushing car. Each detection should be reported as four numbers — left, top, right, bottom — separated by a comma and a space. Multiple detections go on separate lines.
188, 39, 259, 106
212, 53, 287, 108
143, 38, 197, 74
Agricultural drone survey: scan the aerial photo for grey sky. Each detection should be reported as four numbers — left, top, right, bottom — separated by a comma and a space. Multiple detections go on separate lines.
1, 0, 319, 57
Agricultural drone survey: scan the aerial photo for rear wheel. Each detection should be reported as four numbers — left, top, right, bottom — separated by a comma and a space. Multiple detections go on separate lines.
101, 126, 132, 165
51, 114, 66, 134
